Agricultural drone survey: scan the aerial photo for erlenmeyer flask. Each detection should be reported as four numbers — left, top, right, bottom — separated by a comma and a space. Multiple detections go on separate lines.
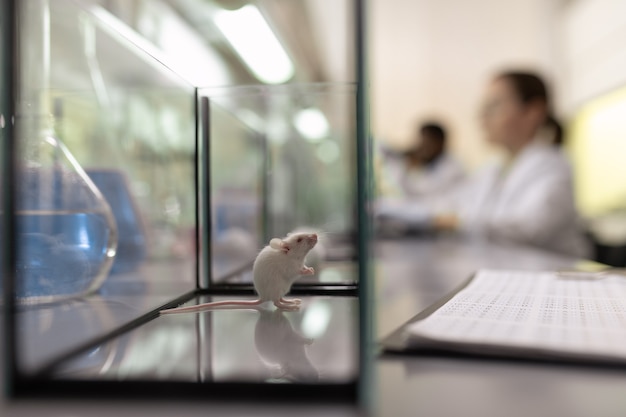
15, 119, 118, 303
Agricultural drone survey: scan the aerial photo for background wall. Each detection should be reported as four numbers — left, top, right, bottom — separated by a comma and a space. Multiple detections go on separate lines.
561, 0, 626, 218
559, 0, 626, 114
370, 0, 563, 170
369, 0, 626, 243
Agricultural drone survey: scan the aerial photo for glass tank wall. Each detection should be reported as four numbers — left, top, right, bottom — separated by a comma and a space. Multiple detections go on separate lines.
1, 0, 14, 328
4, 0, 369, 403
13, 0, 197, 373
202, 83, 359, 286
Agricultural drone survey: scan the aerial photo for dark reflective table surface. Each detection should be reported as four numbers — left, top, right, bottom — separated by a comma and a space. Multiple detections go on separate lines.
5, 236, 626, 417
375, 236, 626, 417
15, 260, 196, 373
55, 295, 358, 384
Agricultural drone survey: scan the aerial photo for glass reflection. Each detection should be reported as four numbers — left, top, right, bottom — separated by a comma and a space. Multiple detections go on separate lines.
15, 0, 197, 373
254, 309, 318, 382
55, 296, 358, 384
203, 84, 359, 286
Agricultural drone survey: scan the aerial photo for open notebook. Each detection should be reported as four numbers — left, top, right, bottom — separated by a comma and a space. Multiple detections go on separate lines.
382, 269, 626, 365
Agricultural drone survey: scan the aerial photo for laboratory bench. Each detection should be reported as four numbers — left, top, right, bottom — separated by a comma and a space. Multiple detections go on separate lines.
3, 236, 626, 417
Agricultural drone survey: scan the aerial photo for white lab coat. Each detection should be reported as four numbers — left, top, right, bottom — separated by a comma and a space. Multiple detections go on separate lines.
375, 153, 464, 234
381, 152, 465, 199
401, 154, 465, 198
451, 139, 590, 258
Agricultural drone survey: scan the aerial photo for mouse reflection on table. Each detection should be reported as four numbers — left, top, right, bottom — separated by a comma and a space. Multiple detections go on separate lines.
254, 309, 319, 383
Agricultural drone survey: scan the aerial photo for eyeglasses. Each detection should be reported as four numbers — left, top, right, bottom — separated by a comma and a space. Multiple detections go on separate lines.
480, 96, 521, 119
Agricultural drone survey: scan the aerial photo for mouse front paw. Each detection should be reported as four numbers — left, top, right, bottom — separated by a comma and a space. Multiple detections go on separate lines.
300, 266, 315, 275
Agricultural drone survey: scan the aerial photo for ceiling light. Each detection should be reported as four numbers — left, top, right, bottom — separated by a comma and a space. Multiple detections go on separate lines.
214, 5, 294, 84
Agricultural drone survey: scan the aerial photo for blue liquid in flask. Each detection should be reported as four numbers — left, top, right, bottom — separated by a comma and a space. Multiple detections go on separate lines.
11, 135, 118, 303
16, 210, 114, 299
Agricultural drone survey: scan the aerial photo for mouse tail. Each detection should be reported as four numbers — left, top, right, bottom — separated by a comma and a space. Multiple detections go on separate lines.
160, 299, 264, 315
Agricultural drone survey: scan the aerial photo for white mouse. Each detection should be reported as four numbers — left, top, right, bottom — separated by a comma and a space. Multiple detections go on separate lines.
160, 232, 318, 314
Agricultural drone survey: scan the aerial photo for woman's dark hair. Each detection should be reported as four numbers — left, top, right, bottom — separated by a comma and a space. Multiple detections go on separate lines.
420, 122, 446, 145
497, 71, 563, 146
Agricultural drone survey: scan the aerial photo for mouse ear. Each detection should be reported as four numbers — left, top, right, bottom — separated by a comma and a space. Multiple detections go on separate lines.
269, 238, 286, 250
270, 238, 290, 253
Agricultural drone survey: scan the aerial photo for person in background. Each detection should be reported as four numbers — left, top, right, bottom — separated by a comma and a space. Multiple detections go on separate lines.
381, 122, 465, 199
435, 71, 590, 258
376, 121, 464, 235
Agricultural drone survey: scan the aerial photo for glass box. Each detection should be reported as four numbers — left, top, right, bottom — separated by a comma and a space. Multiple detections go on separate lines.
201, 83, 361, 289
2, 0, 372, 406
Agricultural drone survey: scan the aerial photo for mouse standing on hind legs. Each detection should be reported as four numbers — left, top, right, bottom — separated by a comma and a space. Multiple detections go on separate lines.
160, 233, 318, 314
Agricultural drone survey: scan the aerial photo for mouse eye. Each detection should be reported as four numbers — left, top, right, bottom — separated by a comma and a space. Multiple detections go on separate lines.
297, 238, 302, 243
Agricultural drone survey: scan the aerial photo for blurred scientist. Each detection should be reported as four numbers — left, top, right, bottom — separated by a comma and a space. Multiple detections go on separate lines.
380, 122, 465, 199
376, 122, 465, 235
435, 71, 590, 258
